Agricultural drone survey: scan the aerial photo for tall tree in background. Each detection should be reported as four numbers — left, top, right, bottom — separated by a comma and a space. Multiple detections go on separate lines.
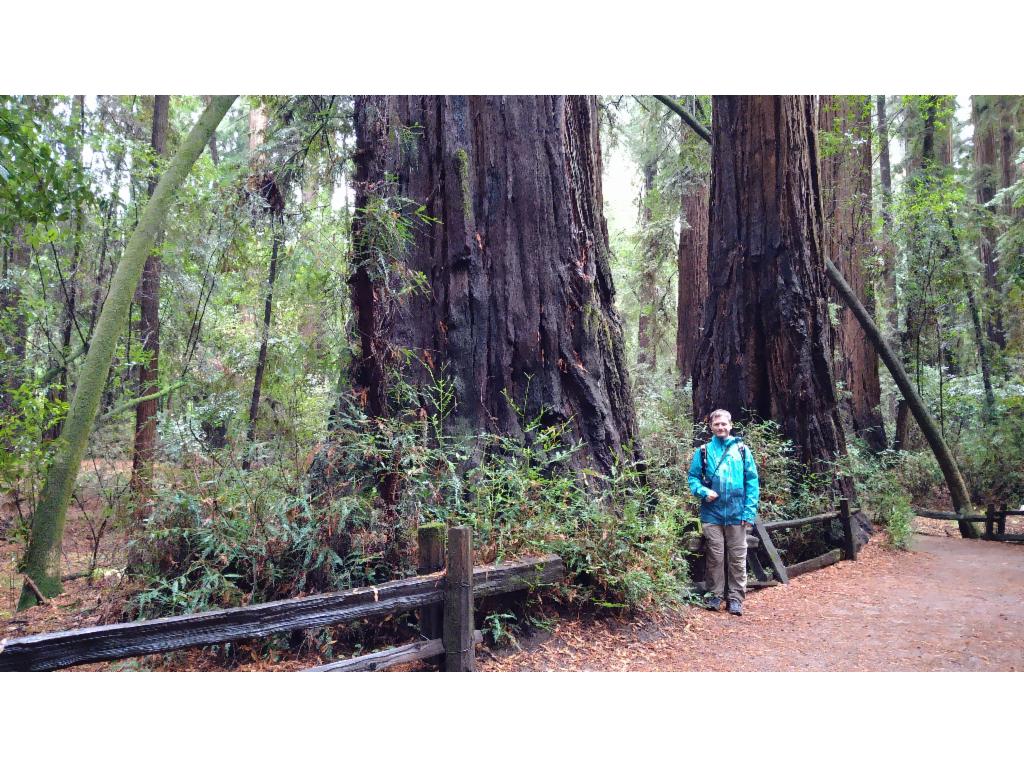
818, 95, 886, 451
636, 159, 660, 369
693, 96, 854, 504
18, 97, 235, 609
344, 95, 640, 477
675, 97, 710, 385
676, 179, 708, 383
242, 102, 286, 471
876, 95, 899, 347
131, 95, 170, 504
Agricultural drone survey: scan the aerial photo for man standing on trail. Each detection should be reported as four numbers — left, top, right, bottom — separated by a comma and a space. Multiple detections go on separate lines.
688, 409, 760, 616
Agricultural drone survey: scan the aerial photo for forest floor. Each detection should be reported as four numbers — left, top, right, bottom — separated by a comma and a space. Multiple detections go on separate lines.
480, 519, 1024, 671
2, 495, 1022, 671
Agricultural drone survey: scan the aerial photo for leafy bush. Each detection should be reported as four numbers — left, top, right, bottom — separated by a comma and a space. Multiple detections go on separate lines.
847, 443, 914, 550
956, 394, 1024, 506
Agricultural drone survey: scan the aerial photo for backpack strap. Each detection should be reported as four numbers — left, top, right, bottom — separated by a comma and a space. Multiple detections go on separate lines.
700, 445, 708, 486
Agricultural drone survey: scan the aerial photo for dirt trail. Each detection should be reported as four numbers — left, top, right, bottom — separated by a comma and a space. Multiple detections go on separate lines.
482, 528, 1024, 672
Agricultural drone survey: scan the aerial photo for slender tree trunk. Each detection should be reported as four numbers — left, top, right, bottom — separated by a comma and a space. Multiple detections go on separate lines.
876, 96, 898, 342
676, 179, 709, 384
341, 95, 639, 477
636, 160, 658, 369
131, 95, 170, 505
17, 97, 236, 609
241, 103, 286, 471
42, 97, 87, 441
242, 216, 282, 471
818, 96, 886, 451
972, 97, 1006, 351
896, 97, 952, 450
693, 96, 856, 516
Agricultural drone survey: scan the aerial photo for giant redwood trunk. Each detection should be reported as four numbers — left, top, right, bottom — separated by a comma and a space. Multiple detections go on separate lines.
693, 96, 855, 506
818, 96, 886, 451
348, 96, 640, 476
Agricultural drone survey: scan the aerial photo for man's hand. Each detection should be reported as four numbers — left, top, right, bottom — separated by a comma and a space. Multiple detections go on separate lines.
705, 490, 719, 501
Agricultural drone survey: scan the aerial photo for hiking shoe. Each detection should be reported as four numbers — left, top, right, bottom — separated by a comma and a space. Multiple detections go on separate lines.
705, 596, 723, 611
728, 599, 743, 616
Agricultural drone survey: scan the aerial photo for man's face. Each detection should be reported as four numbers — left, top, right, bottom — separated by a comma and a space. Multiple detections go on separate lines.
711, 415, 732, 438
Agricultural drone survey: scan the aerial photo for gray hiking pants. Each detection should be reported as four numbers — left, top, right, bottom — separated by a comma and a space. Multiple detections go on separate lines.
704, 523, 748, 603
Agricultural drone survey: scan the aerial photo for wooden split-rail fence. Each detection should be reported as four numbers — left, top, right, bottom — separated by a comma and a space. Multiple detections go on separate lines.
0, 526, 562, 673
912, 505, 1024, 542
686, 499, 861, 590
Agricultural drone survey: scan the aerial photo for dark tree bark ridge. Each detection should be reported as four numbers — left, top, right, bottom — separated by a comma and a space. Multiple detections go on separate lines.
348, 96, 639, 476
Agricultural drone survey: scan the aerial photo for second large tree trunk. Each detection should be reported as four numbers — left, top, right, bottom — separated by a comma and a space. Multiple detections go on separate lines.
693, 96, 854, 504
347, 96, 640, 477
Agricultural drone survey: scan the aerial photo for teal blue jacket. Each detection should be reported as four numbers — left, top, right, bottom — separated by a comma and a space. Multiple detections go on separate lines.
687, 436, 760, 526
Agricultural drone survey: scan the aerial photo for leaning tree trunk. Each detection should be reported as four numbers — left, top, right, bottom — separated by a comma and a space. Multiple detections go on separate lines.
692, 96, 859, 525
18, 96, 236, 610
131, 94, 170, 505
344, 95, 640, 478
818, 96, 886, 451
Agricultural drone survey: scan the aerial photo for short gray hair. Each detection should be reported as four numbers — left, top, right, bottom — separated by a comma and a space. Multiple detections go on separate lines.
709, 409, 732, 423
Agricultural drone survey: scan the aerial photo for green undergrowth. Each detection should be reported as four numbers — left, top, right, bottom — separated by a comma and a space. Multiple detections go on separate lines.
128, 379, 696, 641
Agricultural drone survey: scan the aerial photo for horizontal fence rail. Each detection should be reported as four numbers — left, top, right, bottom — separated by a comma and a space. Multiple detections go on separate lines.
913, 505, 1023, 542
0, 550, 562, 672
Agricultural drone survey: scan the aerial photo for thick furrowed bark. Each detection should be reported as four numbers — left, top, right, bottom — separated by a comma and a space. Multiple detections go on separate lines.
693, 96, 853, 511
344, 96, 639, 477
18, 96, 237, 610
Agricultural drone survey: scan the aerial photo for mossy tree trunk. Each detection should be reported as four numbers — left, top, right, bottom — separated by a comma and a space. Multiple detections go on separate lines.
18, 96, 236, 610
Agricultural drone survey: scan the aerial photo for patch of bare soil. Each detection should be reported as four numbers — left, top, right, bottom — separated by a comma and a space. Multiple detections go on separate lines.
0, 461, 134, 641
481, 528, 1024, 672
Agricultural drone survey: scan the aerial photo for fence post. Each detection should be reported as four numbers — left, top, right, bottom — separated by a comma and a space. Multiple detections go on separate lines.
417, 523, 445, 652
443, 526, 475, 672
986, 504, 995, 539
839, 499, 857, 561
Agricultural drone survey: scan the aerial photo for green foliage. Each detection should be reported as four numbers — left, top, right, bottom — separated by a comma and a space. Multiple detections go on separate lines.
957, 392, 1024, 504
847, 443, 915, 550
0, 382, 67, 532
